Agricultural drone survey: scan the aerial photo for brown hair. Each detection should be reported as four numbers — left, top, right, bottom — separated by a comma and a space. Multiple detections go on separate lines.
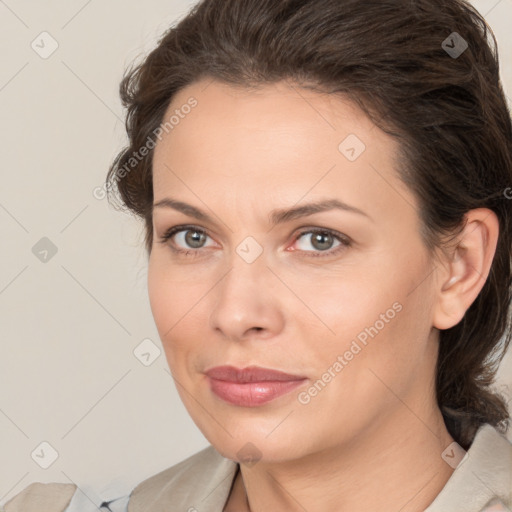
106, 0, 512, 449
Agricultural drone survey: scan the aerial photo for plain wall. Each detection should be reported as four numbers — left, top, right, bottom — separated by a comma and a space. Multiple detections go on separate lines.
1, 0, 511, 505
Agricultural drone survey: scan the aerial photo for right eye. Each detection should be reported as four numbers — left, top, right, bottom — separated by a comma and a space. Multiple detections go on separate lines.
158, 225, 217, 256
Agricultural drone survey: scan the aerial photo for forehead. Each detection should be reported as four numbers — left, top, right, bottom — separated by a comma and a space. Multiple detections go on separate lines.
158, 79, 380, 155
151, 78, 417, 222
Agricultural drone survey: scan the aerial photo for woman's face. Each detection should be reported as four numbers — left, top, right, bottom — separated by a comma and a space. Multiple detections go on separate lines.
148, 78, 442, 462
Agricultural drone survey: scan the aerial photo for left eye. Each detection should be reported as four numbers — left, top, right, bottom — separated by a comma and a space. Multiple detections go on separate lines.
296, 230, 339, 251
291, 229, 351, 256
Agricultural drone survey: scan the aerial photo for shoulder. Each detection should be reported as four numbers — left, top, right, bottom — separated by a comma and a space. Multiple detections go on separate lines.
426, 423, 512, 512
2, 482, 77, 512
127, 444, 238, 511
468, 423, 512, 497
1, 446, 237, 512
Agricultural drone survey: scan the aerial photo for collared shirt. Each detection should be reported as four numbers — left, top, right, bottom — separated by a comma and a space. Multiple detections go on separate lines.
4, 423, 511, 512
62, 478, 132, 512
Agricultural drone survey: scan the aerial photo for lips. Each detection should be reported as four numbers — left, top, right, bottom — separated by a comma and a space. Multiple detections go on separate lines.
205, 365, 308, 407
205, 365, 306, 382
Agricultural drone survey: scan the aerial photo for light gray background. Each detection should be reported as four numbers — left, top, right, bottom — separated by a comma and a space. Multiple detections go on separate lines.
1, 0, 511, 506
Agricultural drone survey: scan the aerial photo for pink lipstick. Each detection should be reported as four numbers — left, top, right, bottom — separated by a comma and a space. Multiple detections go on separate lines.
205, 365, 307, 407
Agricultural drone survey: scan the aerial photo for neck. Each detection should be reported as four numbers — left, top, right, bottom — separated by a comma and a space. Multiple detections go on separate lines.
228, 407, 456, 512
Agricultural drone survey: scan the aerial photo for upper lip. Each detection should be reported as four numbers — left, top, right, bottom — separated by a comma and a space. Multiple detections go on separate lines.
205, 365, 307, 383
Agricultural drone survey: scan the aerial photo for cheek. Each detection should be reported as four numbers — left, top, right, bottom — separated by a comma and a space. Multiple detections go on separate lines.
319, 286, 434, 416
147, 260, 189, 361
147, 261, 172, 335
296, 301, 427, 438
287, 263, 404, 346
300, 255, 432, 382
147, 258, 214, 376
147, 255, 198, 330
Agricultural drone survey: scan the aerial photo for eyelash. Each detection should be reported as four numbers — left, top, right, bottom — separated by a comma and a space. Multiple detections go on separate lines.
157, 224, 352, 259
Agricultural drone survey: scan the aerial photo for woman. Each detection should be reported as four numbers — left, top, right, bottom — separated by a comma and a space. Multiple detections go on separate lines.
5, 0, 512, 511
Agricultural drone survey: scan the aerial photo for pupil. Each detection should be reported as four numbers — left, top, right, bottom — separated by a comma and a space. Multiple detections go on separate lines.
313, 232, 332, 251
186, 230, 204, 248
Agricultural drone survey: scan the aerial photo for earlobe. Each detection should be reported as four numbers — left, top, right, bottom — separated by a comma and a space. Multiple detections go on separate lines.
432, 208, 499, 331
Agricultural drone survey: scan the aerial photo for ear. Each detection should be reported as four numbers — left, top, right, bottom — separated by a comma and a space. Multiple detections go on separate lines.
432, 208, 499, 330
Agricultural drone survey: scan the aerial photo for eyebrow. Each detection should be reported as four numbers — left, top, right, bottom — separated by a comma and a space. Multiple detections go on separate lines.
152, 197, 373, 226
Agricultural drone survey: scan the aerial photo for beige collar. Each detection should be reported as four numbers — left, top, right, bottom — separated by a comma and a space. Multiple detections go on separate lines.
127, 423, 512, 512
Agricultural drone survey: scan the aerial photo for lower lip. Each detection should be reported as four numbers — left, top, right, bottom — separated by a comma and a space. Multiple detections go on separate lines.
208, 377, 307, 407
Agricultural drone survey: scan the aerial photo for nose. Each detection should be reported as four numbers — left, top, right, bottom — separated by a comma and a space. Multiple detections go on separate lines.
208, 252, 285, 342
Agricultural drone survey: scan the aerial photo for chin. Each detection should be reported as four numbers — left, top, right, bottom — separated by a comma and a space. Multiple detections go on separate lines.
199, 421, 311, 465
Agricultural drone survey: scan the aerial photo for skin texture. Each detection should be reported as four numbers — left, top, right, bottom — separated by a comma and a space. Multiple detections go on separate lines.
147, 78, 499, 512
